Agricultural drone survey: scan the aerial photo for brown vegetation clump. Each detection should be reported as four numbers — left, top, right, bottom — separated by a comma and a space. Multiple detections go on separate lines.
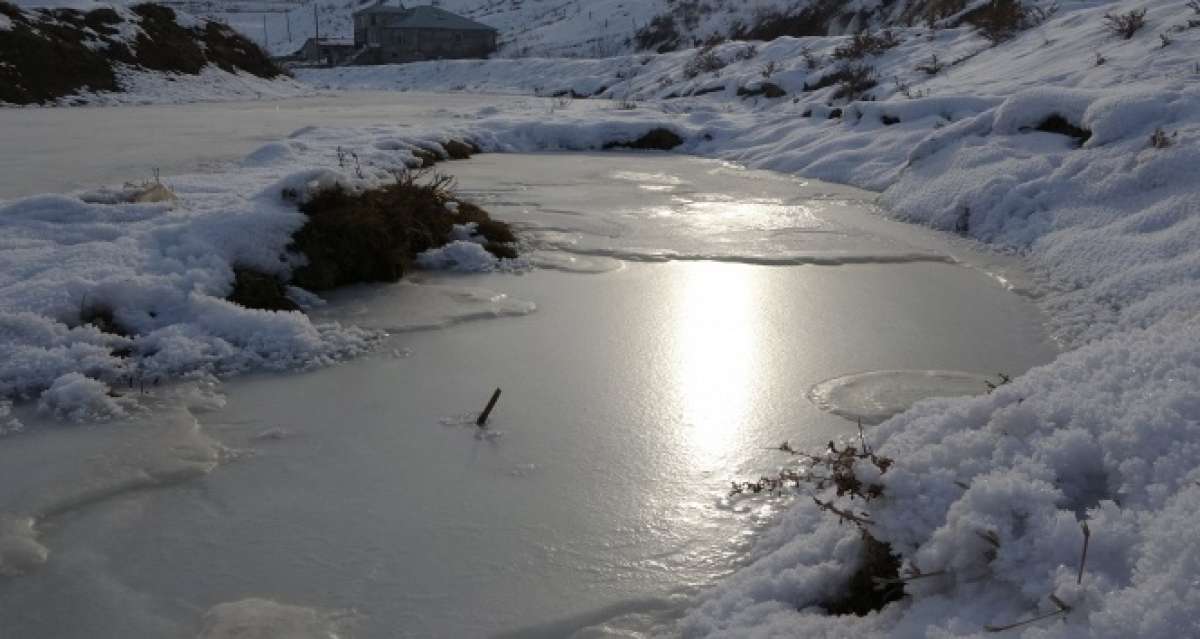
831, 64, 879, 102
832, 30, 900, 61
965, 0, 1055, 44
1103, 9, 1147, 40
289, 173, 517, 291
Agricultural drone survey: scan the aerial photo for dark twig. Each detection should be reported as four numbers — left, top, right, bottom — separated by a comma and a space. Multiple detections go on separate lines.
984, 594, 1072, 632
1077, 521, 1091, 584
476, 388, 502, 427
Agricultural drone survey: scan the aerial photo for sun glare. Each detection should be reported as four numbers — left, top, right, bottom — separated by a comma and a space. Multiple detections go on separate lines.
670, 262, 764, 470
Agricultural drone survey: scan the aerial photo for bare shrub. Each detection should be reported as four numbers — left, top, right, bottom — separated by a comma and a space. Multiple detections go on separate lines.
634, 14, 681, 53
1149, 128, 1177, 149
683, 46, 725, 79
1103, 9, 1147, 40
916, 53, 945, 75
732, 432, 903, 615
832, 30, 901, 60
833, 63, 878, 101
801, 46, 822, 70
732, 43, 758, 61
760, 60, 780, 78
967, 0, 1057, 44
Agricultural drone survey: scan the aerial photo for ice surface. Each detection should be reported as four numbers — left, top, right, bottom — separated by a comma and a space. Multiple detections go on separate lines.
0, 516, 47, 577
309, 279, 537, 333
808, 370, 997, 426
199, 598, 345, 639
0, 152, 1054, 636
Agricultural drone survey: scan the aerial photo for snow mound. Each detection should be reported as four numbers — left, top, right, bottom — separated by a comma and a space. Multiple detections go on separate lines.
416, 241, 502, 272
37, 373, 131, 423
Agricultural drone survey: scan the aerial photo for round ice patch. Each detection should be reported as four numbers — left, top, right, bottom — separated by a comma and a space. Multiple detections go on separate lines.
808, 370, 994, 425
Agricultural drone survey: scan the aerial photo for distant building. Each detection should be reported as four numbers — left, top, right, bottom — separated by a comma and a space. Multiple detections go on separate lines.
297, 37, 357, 66
352, 2, 498, 65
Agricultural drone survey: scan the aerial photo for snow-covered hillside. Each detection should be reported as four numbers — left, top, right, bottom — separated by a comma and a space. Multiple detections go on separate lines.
92, 0, 956, 59
0, 0, 299, 105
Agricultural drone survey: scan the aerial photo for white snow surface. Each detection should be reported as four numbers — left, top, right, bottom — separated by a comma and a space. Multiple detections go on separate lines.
3, 0, 1200, 636
54, 64, 313, 107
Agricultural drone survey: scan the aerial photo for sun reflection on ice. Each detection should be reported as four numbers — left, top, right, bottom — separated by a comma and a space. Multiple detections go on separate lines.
670, 262, 765, 471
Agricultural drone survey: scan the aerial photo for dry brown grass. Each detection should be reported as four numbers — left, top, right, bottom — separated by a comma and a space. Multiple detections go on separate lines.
289, 173, 516, 291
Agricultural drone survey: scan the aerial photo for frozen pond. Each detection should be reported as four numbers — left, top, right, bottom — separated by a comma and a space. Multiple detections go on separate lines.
0, 153, 1057, 637
0, 91, 576, 200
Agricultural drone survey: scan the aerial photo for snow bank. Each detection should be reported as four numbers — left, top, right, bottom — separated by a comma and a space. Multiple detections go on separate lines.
0, 172, 377, 404
416, 240, 502, 272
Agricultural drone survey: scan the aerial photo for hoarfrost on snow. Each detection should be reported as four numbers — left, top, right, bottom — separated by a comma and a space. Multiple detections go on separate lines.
37, 372, 131, 422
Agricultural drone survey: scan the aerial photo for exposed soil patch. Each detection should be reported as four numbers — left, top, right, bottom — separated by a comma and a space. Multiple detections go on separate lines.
738, 82, 787, 99
1030, 114, 1092, 145
602, 128, 685, 151
80, 303, 131, 338
821, 535, 904, 616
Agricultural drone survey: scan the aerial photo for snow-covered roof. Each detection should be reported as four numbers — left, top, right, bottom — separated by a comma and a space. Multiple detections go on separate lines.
353, 4, 497, 32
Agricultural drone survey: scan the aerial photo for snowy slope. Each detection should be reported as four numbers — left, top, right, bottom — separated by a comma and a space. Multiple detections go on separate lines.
83, 0, 936, 58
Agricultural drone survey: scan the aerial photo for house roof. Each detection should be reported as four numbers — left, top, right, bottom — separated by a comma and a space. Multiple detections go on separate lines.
353, 4, 497, 32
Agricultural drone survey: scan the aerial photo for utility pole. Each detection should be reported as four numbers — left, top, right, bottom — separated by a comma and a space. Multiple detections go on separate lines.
262, 14, 269, 46
285, 9, 291, 43
313, 4, 320, 42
